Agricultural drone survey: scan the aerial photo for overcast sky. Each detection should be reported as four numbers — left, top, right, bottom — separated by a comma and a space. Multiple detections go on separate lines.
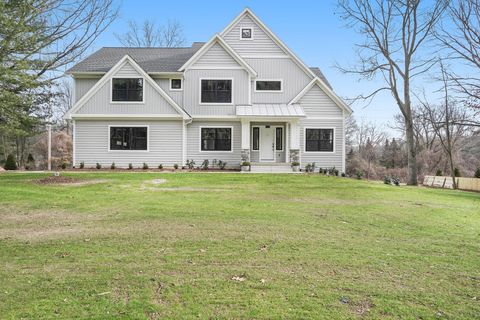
84, 0, 454, 137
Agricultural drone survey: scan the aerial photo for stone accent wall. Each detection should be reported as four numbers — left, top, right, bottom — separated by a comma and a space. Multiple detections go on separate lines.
289, 149, 300, 163
241, 149, 250, 162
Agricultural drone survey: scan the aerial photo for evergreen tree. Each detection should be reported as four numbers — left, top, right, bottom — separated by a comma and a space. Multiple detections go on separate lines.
4, 154, 17, 170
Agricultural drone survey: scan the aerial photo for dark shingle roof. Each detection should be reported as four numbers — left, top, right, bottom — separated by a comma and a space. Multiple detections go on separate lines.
309, 67, 332, 89
67, 42, 205, 74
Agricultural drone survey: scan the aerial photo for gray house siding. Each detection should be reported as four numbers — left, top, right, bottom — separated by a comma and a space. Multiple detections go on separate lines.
299, 85, 343, 117
75, 120, 183, 167
75, 78, 100, 103
247, 58, 312, 104
183, 69, 249, 116
186, 120, 242, 166
154, 78, 183, 106
222, 15, 286, 57
193, 43, 240, 68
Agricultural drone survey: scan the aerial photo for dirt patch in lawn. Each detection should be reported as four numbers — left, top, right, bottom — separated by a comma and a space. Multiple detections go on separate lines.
34, 176, 107, 186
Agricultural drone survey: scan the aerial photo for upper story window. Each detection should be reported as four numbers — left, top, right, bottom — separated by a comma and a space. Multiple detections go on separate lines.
110, 126, 148, 151
255, 80, 282, 92
170, 79, 182, 90
112, 78, 143, 102
305, 128, 334, 152
240, 28, 253, 39
200, 79, 232, 104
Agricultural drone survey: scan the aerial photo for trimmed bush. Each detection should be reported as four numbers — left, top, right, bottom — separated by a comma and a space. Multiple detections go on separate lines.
186, 159, 195, 170
436, 169, 443, 176
384, 176, 392, 185
158, 164, 163, 170
355, 170, 364, 180
173, 163, 179, 170
218, 160, 227, 170
61, 162, 67, 170
201, 159, 209, 170
454, 167, 461, 177
475, 168, 480, 178
96, 163, 101, 169
142, 163, 149, 170
111, 162, 116, 170
79, 161, 85, 169
4, 154, 17, 170
128, 163, 133, 170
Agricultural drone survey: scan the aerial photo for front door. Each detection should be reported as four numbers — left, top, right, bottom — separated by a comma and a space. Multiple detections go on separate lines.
260, 126, 275, 162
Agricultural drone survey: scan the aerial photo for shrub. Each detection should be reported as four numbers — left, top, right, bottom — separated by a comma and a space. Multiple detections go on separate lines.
384, 176, 392, 185
158, 164, 163, 170
4, 154, 17, 170
142, 163, 149, 170
318, 167, 323, 174
61, 162, 67, 170
128, 163, 133, 170
305, 163, 316, 173
79, 161, 85, 169
218, 160, 227, 170
341, 172, 346, 177
328, 167, 339, 176
173, 163, 179, 170
436, 169, 443, 176
241, 161, 251, 167
475, 167, 480, 178
291, 161, 300, 167
111, 162, 116, 170
392, 177, 400, 186
186, 159, 195, 170
201, 159, 209, 170
96, 163, 101, 170
355, 170, 364, 180
454, 167, 461, 177
26, 154, 35, 170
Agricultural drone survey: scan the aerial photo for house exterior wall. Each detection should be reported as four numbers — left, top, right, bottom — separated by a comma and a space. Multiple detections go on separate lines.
193, 43, 240, 68
186, 120, 242, 166
75, 120, 183, 167
75, 78, 100, 103
154, 78, 183, 106
299, 85, 343, 117
183, 69, 249, 116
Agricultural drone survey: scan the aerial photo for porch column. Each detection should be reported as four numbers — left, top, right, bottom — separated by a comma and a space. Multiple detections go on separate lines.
289, 120, 300, 163
241, 119, 250, 162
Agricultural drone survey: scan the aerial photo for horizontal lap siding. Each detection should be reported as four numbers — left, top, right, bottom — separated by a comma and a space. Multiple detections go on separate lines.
186, 121, 242, 166
299, 119, 343, 170
223, 15, 285, 56
183, 69, 249, 116
75, 120, 183, 168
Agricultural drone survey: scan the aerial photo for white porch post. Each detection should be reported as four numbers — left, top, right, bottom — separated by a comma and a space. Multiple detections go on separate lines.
241, 119, 250, 162
289, 120, 300, 164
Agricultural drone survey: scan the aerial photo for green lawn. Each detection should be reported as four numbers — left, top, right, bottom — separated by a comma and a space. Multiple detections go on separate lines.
0, 172, 479, 319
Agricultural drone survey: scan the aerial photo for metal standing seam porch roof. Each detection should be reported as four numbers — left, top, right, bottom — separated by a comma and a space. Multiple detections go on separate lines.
236, 104, 306, 117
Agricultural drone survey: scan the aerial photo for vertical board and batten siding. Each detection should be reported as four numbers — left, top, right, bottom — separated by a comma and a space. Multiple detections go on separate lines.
299, 118, 343, 169
75, 120, 183, 167
246, 58, 312, 104
183, 69, 249, 116
154, 78, 183, 106
76, 62, 182, 115
222, 15, 286, 56
186, 121, 242, 166
75, 78, 100, 103
299, 85, 343, 117
192, 43, 240, 68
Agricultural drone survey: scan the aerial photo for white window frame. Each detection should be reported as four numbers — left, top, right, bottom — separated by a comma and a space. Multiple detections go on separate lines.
110, 77, 145, 104
240, 27, 254, 40
108, 125, 150, 152
199, 126, 234, 153
170, 78, 183, 91
199, 78, 234, 105
303, 127, 335, 153
254, 79, 283, 93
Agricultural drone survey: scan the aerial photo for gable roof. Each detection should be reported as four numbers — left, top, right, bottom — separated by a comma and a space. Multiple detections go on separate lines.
178, 35, 257, 77
289, 77, 353, 115
65, 55, 191, 119
67, 43, 205, 74
309, 67, 332, 89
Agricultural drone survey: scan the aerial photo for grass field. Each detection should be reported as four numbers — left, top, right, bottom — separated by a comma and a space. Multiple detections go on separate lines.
0, 172, 479, 319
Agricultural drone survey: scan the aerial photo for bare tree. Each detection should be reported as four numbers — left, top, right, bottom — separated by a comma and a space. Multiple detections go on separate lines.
345, 114, 359, 150
51, 81, 74, 134
337, 0, 449, 185
437, 0, 480, 114
115, 19, 185, 47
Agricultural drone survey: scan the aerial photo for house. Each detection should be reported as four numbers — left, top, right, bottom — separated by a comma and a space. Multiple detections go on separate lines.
65, 8, 353, 172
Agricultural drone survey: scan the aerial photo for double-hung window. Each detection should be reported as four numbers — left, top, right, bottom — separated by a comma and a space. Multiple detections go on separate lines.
201, 128, 232, 151
305, 129, 334, 152
112, 78, 143, 102
201, 79, 232, 104
110, 127, 148, 151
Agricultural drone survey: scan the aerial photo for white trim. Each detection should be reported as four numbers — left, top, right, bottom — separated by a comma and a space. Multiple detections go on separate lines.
199, 78, 234, 105
289, 77, 353, 114
182, 120, 187, 165
72, 120, 76, 167
170, 78, 183, 91
187, 66, 246, 70
107, 125, 150, 153
248, 74, 252, 105
179, 34, 257, 77
198, 126, 234, 153
303, 116, 345, 120
240, 27, 254, 40
254, 79, 283, 93
66, 55, 191, 120
71, 114, 183, 120
219, 8, 317, 80
110, 76, 145, 104
303, 127, 336, 154
342, 111, 346, 173
192, 115, 239, 120
242, 55, 290, 59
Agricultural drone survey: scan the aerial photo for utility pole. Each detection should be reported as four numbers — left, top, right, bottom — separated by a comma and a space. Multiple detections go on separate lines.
47, 124, 52, 171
